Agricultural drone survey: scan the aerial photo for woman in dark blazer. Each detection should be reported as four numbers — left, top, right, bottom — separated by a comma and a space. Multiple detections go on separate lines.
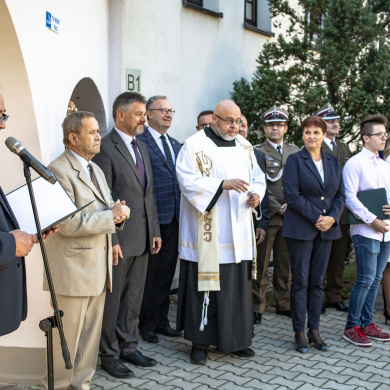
282, 116, 345, 353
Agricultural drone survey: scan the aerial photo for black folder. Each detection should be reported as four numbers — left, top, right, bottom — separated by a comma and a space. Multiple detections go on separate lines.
349, 188, 389, 225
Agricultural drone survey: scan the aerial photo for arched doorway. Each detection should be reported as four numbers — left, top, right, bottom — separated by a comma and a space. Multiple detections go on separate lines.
68, 77, 107, 136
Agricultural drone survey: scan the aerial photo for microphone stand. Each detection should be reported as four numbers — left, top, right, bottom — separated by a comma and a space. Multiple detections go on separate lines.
23, 163, 72, 389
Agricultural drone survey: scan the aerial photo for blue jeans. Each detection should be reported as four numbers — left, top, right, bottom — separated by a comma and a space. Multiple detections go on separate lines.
346, 235, 390, 328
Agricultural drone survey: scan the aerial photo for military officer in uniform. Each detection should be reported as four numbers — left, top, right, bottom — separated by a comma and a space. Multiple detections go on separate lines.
315, 103, 351, 312
253, 106, 299, 322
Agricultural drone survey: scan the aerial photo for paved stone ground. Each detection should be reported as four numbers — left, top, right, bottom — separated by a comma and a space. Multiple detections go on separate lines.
1, 295, 390, 390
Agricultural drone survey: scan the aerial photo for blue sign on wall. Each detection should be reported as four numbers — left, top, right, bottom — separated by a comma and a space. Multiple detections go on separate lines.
46, 11, 60, 33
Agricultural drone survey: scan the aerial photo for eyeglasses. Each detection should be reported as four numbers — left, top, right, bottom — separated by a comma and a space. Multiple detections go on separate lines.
67, 106, 78, 112
265, 123, 286, 128
149, 108, 175, 116
367, 132, 388, 140
214, 114, 242, 126
326, 119, 339, 125
0, 113, 9, 123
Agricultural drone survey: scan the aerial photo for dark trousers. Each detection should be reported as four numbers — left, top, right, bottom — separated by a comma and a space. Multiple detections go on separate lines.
286, 234, 332, 332
99, 251, 148, 361
325, 224, 349, 303
253, 225, 291, 313
139, 218, 179, 333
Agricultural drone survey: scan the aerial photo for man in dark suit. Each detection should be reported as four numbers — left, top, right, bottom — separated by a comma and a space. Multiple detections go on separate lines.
239, 114, 270, 325
137, 95, 182, 343
196, 110, 213, 131
94, 92, 161, 378
315, 103, 352, 312
0, 92, 39, 337
255, 106, 299, 322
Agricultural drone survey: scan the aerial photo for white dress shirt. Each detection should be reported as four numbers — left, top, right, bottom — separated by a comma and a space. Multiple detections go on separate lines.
313, 159, 324, 182
324, 137, 335, 151
343, 147, 390, 241
69, 149, 92, 179
268, 140, 283, 154
114, 127, 142, 163
147, 126, 176, 164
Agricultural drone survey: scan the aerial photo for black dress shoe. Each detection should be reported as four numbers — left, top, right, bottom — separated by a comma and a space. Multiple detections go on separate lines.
321, 306, 326, 314
140, 331, 159, 343
307, 330, 329, 351
326, 301, 348, 312
232, 347, 255, 358
100, 359, 134, 378
276, 310, 291, 318
190, 347, 208, 365
120, 350, 157, 367
156, 325, 182, 337
253, 312, 262, 324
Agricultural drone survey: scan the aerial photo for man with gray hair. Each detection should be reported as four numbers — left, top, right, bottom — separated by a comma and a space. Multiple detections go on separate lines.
43, 111, 130, 389
94, 92, 161, 378
137, 95, 182, 343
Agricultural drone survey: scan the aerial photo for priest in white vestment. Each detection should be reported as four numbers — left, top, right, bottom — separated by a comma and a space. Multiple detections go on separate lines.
176, 100, 266, 365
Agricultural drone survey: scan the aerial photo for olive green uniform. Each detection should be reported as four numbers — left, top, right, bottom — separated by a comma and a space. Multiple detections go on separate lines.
253, 140, 299, 313
321, 139, 351, 304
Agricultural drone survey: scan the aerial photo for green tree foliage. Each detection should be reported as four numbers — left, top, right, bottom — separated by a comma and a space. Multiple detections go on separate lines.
232, 0, 390, 146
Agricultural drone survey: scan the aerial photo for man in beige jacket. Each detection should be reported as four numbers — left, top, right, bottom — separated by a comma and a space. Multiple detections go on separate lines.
43, 111, 130, 390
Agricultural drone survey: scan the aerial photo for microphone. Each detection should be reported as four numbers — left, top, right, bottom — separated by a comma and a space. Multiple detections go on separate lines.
5, 137, 57, 184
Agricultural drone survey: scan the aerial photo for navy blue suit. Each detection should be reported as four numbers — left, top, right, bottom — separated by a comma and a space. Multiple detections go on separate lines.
282, 148, 345, 332
137, 127, 182, 333
136, 128, 181, 225
0, 187, 27, 336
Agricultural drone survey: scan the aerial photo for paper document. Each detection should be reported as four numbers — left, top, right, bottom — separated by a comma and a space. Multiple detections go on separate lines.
6, 176, 93, 234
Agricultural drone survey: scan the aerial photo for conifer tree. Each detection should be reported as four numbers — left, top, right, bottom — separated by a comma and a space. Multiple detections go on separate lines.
232, 0, 390, 146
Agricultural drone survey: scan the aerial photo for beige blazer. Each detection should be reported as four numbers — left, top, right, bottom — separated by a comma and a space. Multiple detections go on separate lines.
44, 149, 123, 296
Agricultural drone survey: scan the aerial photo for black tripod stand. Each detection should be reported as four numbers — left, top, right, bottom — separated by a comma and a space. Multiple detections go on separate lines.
23, 163, 72, 389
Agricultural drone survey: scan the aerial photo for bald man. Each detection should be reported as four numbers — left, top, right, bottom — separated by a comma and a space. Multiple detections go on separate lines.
176, 100, 266, 365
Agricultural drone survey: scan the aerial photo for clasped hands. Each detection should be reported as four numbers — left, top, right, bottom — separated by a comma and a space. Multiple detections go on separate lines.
315, 215, 335, 232
111, 199, 130, 224
222, 179, 260, 208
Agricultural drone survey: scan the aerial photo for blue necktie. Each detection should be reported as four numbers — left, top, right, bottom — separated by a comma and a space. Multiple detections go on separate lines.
161, 135, 175, 173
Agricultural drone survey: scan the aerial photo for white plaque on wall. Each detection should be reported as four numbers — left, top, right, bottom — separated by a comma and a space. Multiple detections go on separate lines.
126, 68, 141, 93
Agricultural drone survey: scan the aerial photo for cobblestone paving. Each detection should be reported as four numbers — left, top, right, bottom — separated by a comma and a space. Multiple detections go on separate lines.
1, 301, 389, 390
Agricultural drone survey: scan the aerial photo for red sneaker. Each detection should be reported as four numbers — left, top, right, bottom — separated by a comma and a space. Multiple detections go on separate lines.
361, 323, 390, 342
343, 325, 372, 347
